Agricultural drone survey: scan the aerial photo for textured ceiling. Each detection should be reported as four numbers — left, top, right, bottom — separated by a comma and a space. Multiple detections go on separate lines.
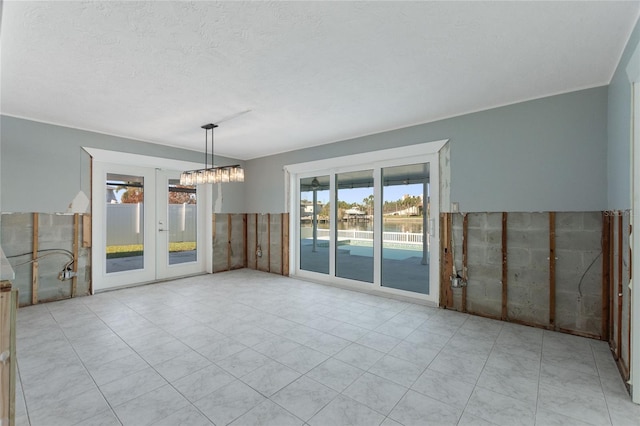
1, 1, 639, 160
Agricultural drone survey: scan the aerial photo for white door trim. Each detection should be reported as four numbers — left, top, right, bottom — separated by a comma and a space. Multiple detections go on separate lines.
284, 140, 448, 305
89, 149, 212, 292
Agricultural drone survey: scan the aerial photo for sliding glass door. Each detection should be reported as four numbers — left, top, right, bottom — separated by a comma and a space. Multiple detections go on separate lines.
381, 163, 430, 294
289, 142, 442, 303
300, 176, 330, 274
336, 170, 374, 283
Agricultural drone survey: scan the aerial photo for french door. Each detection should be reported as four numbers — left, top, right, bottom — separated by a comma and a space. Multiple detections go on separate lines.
92, 162, 207, 291
287, 141, 445, 304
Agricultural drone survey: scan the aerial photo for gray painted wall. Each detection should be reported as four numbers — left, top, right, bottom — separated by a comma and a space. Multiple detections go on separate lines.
0, 116, 245, 213
607, 17, 640, 209
245, 87, 608, 213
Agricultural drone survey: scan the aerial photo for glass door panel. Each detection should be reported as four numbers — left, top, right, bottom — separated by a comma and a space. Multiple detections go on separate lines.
299, 176, 330, 274
105, 173, 145, 274
336, 170, 374, 283
381, 163, 430, 294
94, 163, 157, 291
167, 179, 197, 265
156, 170, 206, 280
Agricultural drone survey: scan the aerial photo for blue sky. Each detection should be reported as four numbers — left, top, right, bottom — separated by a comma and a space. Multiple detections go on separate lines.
302, 183, 427, 204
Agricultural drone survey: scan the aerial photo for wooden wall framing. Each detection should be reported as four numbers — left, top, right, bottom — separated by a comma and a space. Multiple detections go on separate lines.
1, 212, 91, 307
443, 211, 623, 342
0, 283, 17, 426
213, 213, 290, 276
607, 211, 632, 385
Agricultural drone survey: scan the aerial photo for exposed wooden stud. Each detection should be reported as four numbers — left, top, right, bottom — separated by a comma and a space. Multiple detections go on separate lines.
610, 217, 615, 351
282, 213, 290, 276
617, 215, 623, 359
628, 292, 632, 380
71, 213, 79, 298
601, 213, 611, 341
227, 214, 232, 271
0, 286, 17, 425
9, 289, 17, 424
441, 214, 454, 308
627, 220, 632, 379
255, 214, 259, 270
267, 213, 271, 273
461, 213, 468, 313
0, 286, 10, 422
501, 212, 508, 321
212, 214, 216, 273
31, 213, 39, 305
439, 215, 446, 307
243, 214, 248, 268
549, 212, 556, 327
82, 214, 92, 247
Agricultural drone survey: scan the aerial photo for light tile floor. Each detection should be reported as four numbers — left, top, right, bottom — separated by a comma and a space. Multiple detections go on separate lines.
15, 269, 640, 426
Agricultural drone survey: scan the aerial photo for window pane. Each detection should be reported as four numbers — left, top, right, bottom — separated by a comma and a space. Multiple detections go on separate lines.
106, 173, 144, 273
300, 176, 330, 274
381, 163, 429, 294
168, 179, 197, 265
336, 170, 374, 283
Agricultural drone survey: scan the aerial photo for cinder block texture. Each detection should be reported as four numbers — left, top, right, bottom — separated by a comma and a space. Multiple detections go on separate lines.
507, 212, 549, 326
450, 214, 464, 310
447, 211, 608, 339
269, 214, 282, 274
229, 214, 245, 270
246, 214, 257, 269
466, 213, 502, 318
256, 214, 270, 272
1, 212, 91, 306
555, 212, 602, 336
213, 214, 229, 272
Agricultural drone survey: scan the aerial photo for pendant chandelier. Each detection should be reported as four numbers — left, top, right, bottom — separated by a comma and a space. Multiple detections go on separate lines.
179, 123, 245, 185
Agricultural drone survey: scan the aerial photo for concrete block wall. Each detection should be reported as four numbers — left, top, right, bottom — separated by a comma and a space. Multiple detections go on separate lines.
1, 212, 90, 306
1, 213, 34, 305
506, 212, 550, 327
213, 214, 229, 272
213, 214, 247, 272
450, 214, 463, 309
444, 211, 606, 339
214, 213, 289, 276
269, 214, 283, 275
247, 214, 257, 269
229, 214, 246, 270
256, 214, 270, 272
465, 213, 503, 318
555, 212, 603, 337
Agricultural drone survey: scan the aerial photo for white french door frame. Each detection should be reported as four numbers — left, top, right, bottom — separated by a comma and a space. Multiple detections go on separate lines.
155, 169, 207, 280
284, 140, 448, 305
93, 162, 157, 289
87, 148, 212, 293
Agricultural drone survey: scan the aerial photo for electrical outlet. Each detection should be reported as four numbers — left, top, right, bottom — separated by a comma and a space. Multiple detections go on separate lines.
58, 269, 77, 281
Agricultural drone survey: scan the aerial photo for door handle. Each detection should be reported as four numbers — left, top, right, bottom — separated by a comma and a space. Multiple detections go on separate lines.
159, 229, 169, 232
